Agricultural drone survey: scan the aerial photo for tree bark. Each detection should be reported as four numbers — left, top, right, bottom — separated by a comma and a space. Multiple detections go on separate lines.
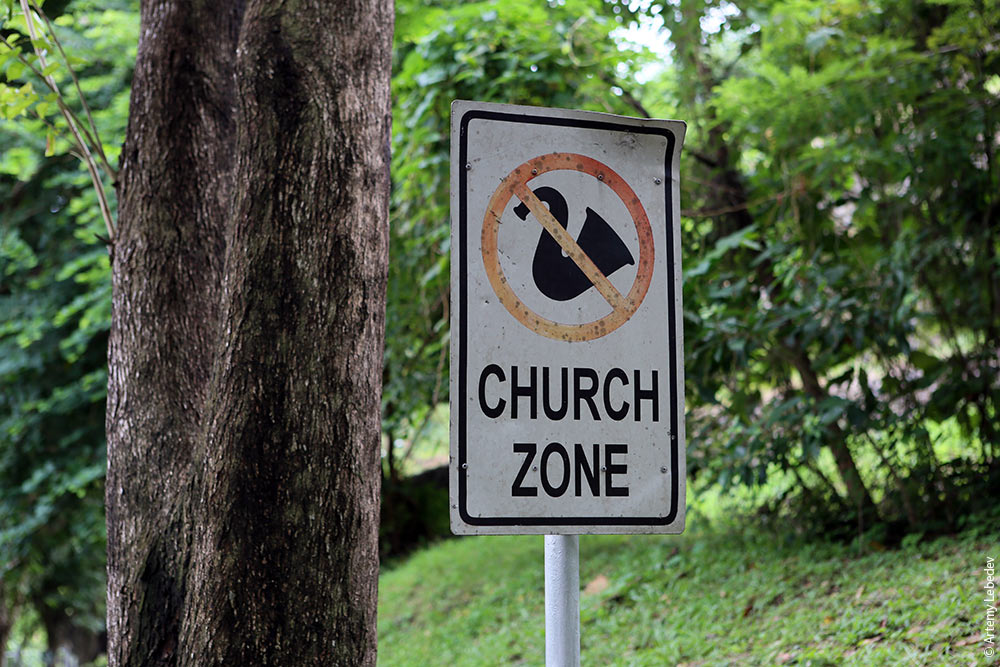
106, 1, 392, 665
0, 594, 11, 667
107, 1, 242, 663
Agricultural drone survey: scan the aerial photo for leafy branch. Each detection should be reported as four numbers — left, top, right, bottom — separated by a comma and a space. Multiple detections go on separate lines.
31, 0, 114, 180
1, 0, 116, 246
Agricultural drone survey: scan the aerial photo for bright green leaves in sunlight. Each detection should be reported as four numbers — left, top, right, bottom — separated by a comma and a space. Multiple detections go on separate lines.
0, 81, 36, 119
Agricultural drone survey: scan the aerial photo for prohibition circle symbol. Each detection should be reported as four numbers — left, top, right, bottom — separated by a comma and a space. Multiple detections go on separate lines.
481, 152, 655, 342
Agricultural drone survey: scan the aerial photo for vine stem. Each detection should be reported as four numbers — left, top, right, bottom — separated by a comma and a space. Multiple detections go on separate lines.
18, 0, 116, 244
30, 0, 117, 182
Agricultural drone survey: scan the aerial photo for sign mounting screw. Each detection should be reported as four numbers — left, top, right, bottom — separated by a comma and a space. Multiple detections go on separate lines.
466, 163, 472, 171
461, 463, 468, 469
660, 467, 667, 473
654, 177, 662, 185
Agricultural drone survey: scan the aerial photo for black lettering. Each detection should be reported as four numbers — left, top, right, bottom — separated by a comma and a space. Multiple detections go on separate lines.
603, 368, 629, 421
542, 367, 569, 420
512, 443, 538, 496
633, 370, 659, 422
478, 364, 506, 418
605, 443, 629, 496
511, 365, 537, 419
540, 442, 570, 497
574, 443, 600, 496
573, 368, 600, 420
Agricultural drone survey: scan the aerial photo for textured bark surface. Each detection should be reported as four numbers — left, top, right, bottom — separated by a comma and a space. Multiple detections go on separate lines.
106, 0, 392, 664
107, 2, 242, 663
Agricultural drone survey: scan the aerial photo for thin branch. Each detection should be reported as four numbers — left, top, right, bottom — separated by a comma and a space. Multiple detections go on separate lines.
51, 90, 106, 160
32, 105, 60, 135
17, 0, 115, 242
1, 34, 54, 85
685, 174, 750, 193
81, 148, 115, 239
1, 34, 104, 177
565, 16, 588, 67
399, 287, 450, 467
682, 189, 791, 218
30, 0, 116, 181
689, 149, 719, 168
12, 9, 102, 156
599, 72, 651, 119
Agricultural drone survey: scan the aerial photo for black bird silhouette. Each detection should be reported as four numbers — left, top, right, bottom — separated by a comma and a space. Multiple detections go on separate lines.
513, 186, 635, 301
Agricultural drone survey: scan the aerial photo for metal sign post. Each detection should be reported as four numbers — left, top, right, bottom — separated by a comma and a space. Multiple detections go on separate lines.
545, 535, 580, 666
449, 100, 686, 664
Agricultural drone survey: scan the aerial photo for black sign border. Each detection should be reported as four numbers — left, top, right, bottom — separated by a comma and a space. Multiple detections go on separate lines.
458, 107, 681, 527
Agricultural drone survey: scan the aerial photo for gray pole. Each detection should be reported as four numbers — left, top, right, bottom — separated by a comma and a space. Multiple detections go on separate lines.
544, 534, 580, 666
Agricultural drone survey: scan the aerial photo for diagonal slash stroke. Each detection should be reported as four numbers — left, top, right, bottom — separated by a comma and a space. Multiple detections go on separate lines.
512, 181, 630, 314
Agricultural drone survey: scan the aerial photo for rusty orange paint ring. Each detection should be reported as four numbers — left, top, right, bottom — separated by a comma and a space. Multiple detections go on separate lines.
481, 152, 655, 342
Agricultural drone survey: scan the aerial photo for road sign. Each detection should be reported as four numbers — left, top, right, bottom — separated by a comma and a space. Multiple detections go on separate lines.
450, 100, 686, 535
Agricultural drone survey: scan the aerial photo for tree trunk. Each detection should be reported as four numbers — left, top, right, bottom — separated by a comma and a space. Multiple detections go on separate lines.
787, 345, 878, 519
106, 1, 241, 663
35, 599, 106, 667
0, 594, 11, 667
106, 1, 392, 665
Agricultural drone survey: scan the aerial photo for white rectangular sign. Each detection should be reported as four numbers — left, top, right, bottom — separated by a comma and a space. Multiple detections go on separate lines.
449, 101, 686, 535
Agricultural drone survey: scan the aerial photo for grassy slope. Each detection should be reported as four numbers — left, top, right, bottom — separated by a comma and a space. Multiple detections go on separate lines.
378, 519, 996, 665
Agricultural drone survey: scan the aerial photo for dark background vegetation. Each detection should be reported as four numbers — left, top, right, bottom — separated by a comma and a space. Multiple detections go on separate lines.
2, 0, 997, 663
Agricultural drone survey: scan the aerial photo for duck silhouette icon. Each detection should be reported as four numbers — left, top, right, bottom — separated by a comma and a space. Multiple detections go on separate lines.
513, 185, 635, 301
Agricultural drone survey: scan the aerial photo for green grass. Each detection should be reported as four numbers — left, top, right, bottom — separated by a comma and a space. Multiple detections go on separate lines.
378, 515, 997, 665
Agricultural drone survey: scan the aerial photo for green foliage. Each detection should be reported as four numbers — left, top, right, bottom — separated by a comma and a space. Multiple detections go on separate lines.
2, 0, 998, 653
384, 0, 1000, 535
1, 0, 135, 639
383, 0, 646, 463
644, 0, 1000, 529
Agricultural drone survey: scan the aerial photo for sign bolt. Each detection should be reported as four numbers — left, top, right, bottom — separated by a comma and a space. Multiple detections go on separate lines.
461, 463, 468, 469
532, 466, 538, 472
531, 168, 538, 175
601, 465, 607, 472
465, 163, 471, 171
654, 177, 662, 185
597, 173, 604, 181
660, 467, 667, 473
